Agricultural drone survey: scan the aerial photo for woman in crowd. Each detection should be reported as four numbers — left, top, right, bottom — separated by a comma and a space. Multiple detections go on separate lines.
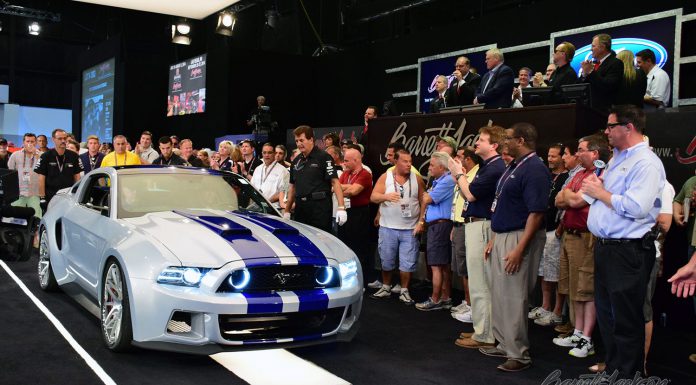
615, 50, 647, 108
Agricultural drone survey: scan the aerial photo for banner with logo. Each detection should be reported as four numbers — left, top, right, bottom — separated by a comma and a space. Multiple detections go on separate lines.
646, 110, 696, 190
284, 126, 363, 152
366, 104, 605, 178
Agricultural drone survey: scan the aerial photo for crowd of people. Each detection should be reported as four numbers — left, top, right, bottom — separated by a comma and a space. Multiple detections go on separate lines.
0, 32, 694, 380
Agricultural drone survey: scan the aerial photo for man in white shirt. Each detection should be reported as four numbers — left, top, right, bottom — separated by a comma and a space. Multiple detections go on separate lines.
635, 49, 671, 110
7, 133, 42, 219
251, 143, 289, 209
133, 131, 159, 164
512, 67, 533, 108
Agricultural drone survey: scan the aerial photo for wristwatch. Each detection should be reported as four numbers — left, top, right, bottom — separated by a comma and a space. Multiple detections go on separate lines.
455, 173, 465, 181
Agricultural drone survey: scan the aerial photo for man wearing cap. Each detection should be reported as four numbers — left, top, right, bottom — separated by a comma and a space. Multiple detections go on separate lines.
0, 138, 10, 169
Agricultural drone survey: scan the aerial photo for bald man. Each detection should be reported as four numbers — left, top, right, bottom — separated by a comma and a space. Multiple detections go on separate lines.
338, 148, 374, 273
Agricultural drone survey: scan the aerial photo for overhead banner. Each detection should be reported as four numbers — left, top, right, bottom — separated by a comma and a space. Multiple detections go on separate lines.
646, 110, 696, 190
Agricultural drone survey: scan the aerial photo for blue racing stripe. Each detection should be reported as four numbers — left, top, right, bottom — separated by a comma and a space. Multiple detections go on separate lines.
294, 289, 330, 312
242, 292, 284, 314
174, 210, 279, 264
228, 211, 327, 266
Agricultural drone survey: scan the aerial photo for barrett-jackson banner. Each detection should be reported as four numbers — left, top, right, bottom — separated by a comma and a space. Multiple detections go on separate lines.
366, 104, 606, 178
285, 125, 363, 151
645, 109, 696, 190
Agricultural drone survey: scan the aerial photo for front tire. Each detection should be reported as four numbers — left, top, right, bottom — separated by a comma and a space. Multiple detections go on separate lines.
101, 259, 133, 352
37, 228, 58, 291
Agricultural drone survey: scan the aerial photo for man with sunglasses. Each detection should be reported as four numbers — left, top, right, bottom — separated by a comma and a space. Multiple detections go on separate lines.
582, 105, 665, 378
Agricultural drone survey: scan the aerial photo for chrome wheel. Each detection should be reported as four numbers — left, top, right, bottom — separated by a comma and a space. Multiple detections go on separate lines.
101, 263, 124, 345
37, 228, 57, 291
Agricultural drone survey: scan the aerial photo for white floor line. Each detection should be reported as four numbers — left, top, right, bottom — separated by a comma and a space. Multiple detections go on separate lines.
211, 349, 351, 385
0, 260, 117, 385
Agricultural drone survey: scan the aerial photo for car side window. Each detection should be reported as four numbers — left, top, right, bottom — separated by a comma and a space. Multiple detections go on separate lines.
80, 174, 111, 216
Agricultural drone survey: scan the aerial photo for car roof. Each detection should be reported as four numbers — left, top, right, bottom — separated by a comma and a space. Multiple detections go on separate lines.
111, 165, 229, 176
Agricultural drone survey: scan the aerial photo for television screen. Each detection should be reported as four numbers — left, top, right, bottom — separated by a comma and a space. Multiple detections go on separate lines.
81, 58, 115, 142
168, 54, 206, 116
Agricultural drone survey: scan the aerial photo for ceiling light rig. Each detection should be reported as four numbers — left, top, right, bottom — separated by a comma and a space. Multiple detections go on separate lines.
215, 10, 235, 36
171, 19, 191, 45
28, 21, 40, 35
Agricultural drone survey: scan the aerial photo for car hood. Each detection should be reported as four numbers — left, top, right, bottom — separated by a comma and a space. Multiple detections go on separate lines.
122, 209, 348, 268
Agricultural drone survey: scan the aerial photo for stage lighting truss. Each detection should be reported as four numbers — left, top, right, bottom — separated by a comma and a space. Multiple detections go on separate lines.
172, 19, 191, 45
215, 10, 235, 36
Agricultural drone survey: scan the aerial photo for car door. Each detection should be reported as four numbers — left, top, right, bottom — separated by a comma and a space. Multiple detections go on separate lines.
62, 173, 113, 293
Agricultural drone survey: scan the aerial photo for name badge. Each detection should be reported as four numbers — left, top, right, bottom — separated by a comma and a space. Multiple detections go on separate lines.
22, 172, 31, 182
343, 197, 351, 209
400, 202, 412, 217
491, 198, 498, 213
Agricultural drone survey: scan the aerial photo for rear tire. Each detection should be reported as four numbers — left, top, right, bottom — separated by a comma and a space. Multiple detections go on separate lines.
37, 228, 58, 291
100, 259, 133, 352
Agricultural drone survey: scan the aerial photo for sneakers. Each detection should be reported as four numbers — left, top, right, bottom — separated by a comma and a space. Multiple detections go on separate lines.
399, 289, 415, 305
370, 285, 392, 299
415, 297, 443, 311
367, 280, 383, 289
528, 306, 549, 320
569, 337, 595, 358
453, 310, 473, 323
534, 311, 563, 326
451, 301, 471, 314
441, 298, 453, 310
390, 284, 402, 293
553, 333, 581, 347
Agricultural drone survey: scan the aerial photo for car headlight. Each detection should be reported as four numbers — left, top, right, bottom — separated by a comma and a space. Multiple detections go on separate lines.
339, 260, 358, 280
315, 266, 335, 285
228, 268, 251, 290
157, 267, 211, 287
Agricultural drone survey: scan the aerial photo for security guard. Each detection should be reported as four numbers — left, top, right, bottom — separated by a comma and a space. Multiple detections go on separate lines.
284, 125, 347, 233
34, 128, 83, 207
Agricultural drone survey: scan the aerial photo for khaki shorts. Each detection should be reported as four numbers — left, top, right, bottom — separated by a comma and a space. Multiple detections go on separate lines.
558, 231, 596, 302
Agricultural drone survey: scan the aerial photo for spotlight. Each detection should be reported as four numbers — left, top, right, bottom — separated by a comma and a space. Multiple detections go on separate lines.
216, 10, 235, 36
171, 19, 191, 45
28, 21, 40, 36
0, 21, 3, 32
265, 9, 279, 29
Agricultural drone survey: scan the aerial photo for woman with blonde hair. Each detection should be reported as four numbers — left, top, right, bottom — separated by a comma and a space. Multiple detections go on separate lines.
615, 50, 647, 108
212, 140, 235, 171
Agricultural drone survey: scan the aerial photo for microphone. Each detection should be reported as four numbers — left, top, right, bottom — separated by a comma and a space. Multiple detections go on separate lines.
593, 159, 606, 176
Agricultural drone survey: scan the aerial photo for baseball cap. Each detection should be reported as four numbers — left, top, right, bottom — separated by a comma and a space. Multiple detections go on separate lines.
437, 136, 458, 150
0, 138, 8, 145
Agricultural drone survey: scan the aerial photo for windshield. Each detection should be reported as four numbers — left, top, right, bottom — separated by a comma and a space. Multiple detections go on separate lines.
117, 172, 276, 219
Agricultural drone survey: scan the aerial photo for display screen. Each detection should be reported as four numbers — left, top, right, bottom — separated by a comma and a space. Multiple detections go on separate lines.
81, 58, 115, 142
167, 54, 206, 116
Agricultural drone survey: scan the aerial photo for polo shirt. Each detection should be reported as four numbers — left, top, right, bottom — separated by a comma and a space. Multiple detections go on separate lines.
289, 145, 338, 198
452, 164, 479, 222
101, 152, 142, 167
33, 149, 84, 198
338, 166, 373, 207
464, 155, 505, 219
425, 172, 455, 222
560, 168, 594, 231
491, 152, 551, 233
152, 154, 187, 166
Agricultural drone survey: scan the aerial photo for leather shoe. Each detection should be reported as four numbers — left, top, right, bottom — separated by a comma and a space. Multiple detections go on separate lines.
554, 321, 574, 334
455, 337, 494, 349
459, 331, 474, 339
589, 362, 606, 373
479, 347, 506, 358
497, 359, 531, 372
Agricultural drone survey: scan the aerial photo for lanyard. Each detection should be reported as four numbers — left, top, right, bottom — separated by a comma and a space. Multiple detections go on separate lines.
56, 153, 66, 173
244, 157, 255, 172
160, 156, 173, 165
261, 162, 277, 184
569, 168, 594, 192
392, 172, 412, 198
495, 152, 536, 198
115, 152, 128, 166
347, 168, 364, 185
21, 150, 36, 170
89, 155, 98, 170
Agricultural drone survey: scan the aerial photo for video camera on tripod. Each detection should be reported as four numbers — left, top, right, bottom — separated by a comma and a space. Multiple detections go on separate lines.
0, 169, 38, 262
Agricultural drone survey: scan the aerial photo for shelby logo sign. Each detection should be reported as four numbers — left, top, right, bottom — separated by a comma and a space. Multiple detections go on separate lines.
570, 38, 668, 76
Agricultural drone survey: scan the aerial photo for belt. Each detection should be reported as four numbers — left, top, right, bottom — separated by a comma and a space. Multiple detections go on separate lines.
597, 237, 641, 245
564, 228, 589, 235
298, 191, 329, 202
462, 216, 487, 224
453, 221, 465, 227
426, 219, 451, 226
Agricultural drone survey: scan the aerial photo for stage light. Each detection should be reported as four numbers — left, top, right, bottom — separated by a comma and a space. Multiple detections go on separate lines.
28, 21, 40, 35
216, 10, 235, 36
171, 19, 191, 45
265, 9, 279, 29
0, 21, 3, 32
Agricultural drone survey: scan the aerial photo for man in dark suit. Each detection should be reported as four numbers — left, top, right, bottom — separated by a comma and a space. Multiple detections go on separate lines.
548, 41, 579, 103
430, 75, 452, 113
448, 56, 481, 106
474, 49, 515, 109
580, 34, 623, 112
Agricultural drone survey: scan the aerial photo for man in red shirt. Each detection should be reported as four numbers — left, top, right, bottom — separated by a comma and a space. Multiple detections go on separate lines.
553, 134, 610, 358
338, 148, 373, 272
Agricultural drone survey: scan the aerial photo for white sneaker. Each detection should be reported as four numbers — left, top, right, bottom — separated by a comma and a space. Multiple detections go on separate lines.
569, 337, 595, 358
553, 333, 581, 347
453, 310, 473, 323
367, 280, 383, 289
399, 289, 415, 305
370, 285, 392, 299
390, 284, 402, 293
528, 306, 549, 320
534, 311, 563, 326
451, 301, 471, 314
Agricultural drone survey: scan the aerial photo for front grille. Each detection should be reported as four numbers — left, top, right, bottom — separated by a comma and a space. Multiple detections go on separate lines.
167, 311, 192, 333
218, 307, 345, 341
217, 265, 340, 293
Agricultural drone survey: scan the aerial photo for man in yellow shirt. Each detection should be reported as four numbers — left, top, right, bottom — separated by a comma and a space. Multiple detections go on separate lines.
101, 135, 142, 167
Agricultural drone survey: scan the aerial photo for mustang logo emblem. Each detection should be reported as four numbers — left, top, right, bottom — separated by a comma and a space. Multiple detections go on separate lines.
273, 272, 301, 285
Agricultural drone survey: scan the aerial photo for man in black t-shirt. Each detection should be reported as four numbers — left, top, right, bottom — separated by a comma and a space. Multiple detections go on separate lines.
179, 139, 203, 167
152, 136, 187, 166
239, 139, 262, 180
283, 126, 346, 233
34, 129, 84, 205
0, 138, 9, 169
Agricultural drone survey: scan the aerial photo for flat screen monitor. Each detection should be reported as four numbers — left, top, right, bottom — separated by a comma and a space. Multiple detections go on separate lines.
81, 58, 115, 143
522, 87, 553, 107
438, 106, 462, 114
560, 83, 592, 107
460, 104, 485, 112
167, 54, 206, 116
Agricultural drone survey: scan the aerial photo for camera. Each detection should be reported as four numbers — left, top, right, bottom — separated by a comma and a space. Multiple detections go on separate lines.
0, 169, 37, 262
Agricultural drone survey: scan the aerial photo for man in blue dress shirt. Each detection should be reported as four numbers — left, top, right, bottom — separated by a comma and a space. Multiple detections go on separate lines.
582, 105, 665, 379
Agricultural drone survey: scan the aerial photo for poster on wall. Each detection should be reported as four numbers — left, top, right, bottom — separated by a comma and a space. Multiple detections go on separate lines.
81, 58, 115, 142
417, 45, 494, 113
167, 54, 207, 116
551, 11, 678, 106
